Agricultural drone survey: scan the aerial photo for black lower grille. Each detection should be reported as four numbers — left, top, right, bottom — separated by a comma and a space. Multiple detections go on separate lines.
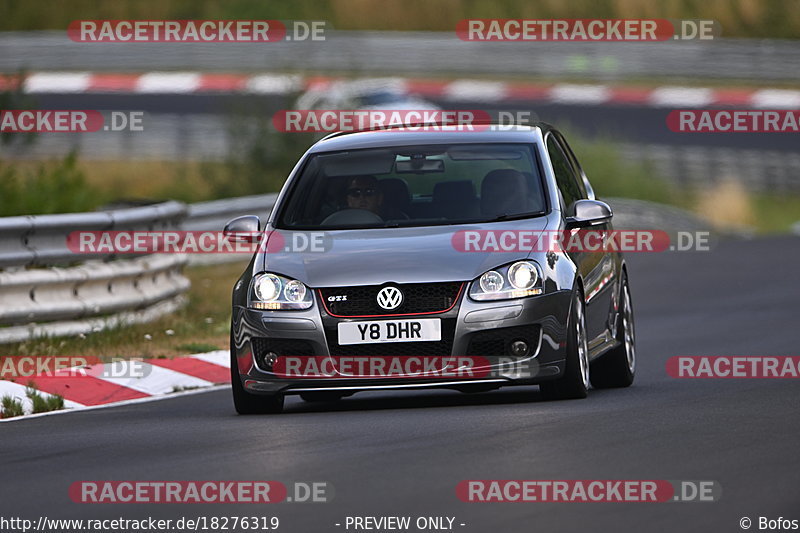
465, 325, 541, 357
319, 282, 463, 316
251, 337, 315, 368
325, 319, 456, 357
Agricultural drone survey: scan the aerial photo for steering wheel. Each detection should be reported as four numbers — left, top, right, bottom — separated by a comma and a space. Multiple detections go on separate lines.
321, 208, 384, 226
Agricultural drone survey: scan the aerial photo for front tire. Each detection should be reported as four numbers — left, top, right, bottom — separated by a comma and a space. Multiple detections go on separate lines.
590, 273, 636, 389
540, 289, 589, 400
230, 335, 284, 414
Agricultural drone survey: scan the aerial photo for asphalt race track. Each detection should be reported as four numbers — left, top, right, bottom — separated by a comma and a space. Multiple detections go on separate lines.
2, 236, 799, 533
31, 93, 800, 153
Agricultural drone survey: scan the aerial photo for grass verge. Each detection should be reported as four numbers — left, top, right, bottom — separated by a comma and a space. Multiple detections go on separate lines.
26, 382, 65, 413
0, 382, 65, 419
565, 132, 800, 234
1, 394, 24, 418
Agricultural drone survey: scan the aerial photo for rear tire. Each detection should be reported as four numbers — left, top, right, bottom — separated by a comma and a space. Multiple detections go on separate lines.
540, 289, 589, 401
230, 335, 284, 414
590, 273, 636, 389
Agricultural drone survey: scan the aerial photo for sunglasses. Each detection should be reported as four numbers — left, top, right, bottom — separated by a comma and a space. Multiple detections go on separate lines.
346, 188, 378, 198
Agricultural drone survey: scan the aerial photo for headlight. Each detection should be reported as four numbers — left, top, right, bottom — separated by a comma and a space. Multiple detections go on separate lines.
284, 279, 307, 302
479, 271, 504, 293
250, 273, 313, 310
508, 262, 538, 289
254, 274, 281, 302
470, 261, 543, 301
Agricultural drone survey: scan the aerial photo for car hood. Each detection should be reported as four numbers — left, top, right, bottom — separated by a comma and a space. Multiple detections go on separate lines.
258, 219, 550, 287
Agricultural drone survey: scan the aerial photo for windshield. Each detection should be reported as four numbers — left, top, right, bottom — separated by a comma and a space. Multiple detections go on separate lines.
277, 143, 547, 229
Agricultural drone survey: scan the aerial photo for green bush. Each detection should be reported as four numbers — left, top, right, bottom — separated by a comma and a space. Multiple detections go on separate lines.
1, 394, 25, 418
0, 152, 102, 216
565, 136, 679, 205
25, 382, 65, 414
194, 111, 317, 199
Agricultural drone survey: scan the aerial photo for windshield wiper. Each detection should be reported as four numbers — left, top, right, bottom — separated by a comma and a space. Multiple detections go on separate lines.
485, 211, 545, 222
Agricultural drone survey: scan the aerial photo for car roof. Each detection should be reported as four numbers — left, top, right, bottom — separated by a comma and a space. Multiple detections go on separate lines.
307, 123, 554, 153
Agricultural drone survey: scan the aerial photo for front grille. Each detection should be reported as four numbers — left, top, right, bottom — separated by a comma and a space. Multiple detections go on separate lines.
465, 325, 541, 357
325, 318, 456, 357
251, 337, 315, 368
319, 282, 463, 317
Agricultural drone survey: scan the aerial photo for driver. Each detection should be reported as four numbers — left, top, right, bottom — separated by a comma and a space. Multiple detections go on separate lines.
345, 175, 384, 215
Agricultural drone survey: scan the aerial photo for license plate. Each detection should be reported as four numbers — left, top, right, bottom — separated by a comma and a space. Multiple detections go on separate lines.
337, 319, 441, 345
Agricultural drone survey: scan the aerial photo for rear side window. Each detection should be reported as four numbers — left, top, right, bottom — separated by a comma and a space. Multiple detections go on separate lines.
546, 135, 584, 213
554, 132, 590, 199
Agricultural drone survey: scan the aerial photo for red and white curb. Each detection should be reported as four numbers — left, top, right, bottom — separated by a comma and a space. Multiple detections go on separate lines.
2, 71, 800, 108
0, 350, 231, 421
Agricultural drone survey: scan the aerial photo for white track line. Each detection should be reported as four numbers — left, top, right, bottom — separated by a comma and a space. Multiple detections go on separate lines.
751, 89, 800, 109
444, 80, 508, 101
135, 72, 201, 93
24, 72, 91, 93
649, 86, 714, 107
245, 74, 302, 94
549, 84, 611, 104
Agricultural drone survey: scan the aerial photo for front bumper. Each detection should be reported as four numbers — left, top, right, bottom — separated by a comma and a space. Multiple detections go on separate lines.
231, 290, 571, 396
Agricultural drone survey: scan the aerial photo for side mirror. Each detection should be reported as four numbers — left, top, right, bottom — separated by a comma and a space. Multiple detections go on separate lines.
565, 199, 613, 228
223, 215, 261, 243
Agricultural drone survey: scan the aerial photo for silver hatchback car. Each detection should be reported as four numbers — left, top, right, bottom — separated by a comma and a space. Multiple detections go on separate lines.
227, 124, 636, 414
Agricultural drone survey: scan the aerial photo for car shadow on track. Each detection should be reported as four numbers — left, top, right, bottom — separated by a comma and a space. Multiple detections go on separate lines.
276, 386, 568, 414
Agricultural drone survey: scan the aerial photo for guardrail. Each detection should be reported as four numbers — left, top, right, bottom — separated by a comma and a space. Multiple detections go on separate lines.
0, 195, 276, 344
618, 144, 800, 194
0, 254, 189, 344
0, 201, 186, 268
0, 201, 185, 344
2, 31, 799, 82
